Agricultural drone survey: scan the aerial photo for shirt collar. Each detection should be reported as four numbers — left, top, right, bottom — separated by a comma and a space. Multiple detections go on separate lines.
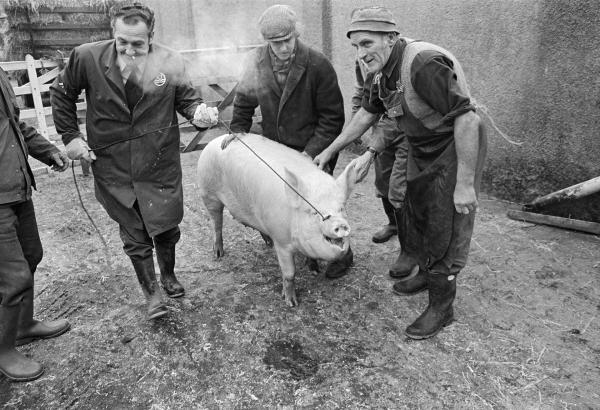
382, 38, 406, 78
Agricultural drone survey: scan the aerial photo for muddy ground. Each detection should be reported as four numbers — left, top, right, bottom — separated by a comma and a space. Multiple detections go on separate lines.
1, 134, 599, 409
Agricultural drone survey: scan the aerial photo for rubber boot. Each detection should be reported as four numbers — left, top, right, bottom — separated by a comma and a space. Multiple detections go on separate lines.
131, 257, 168, 320
392, 269, 428, 296
16, 288, 71, 347
405, 273, 456, 340
155, 242, 185, 298
325, 247, 354, 279
0, 304, 44, 382
389, 207, 418, 279
372, 198, 397, 243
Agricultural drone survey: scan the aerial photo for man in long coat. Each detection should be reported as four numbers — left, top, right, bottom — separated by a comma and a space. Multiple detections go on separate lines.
50, 2, 217, 320
222, 4, 352, 279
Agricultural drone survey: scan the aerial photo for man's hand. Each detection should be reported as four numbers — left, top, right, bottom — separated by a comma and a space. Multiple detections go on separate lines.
221, 133, 241, 150
65, 138, 96, 163
193, 103, 219, 128
454, 183, 478, 214
313, 148, 334, 170
348, 151, 375, 183
50, 151, 69, 172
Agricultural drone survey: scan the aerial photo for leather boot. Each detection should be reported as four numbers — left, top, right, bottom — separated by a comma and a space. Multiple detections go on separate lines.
372, 198, 397, 243
325, 247, 353, 279
155, 242, 185, 298
405, 273, 456, 340
0, 303, 44, 382
131, 257, 168, 320
16, 288, 71, 347
392, 269, 428, 296
389, 207, 418, 279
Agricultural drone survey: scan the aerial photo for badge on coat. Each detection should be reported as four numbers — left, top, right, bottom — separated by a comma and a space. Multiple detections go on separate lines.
153, 73, 166, 87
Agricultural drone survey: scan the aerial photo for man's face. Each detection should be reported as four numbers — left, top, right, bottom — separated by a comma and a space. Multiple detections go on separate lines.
268, 35, 296, 61
113, 17, 152, 64
350, 31, 395, 74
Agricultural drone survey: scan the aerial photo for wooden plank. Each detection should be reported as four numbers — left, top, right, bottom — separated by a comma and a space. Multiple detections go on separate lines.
192, 76, 239, 87
208, 84, 229, 98
19, 102, 87, 120
15, 23, 109, 31
26, 55, 50, 140
507, 210, 600, 235
29, 6, 109, 13
33, 39, 91, 47
0, 59, 62, 71
180, 44, 260, 57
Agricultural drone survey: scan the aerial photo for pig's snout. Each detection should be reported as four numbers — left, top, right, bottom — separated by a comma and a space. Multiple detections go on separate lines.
322, 216, 351, 239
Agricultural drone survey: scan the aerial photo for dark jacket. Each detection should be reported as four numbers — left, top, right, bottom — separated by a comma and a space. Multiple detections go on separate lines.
50, 40, 202, 236
230, 40, 344, 158
1, 68, 59, 204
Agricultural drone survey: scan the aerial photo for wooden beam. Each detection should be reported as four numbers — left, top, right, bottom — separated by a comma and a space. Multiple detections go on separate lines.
507, 210, 600, 235
26, 55, 50, 140
15, 23, 109, 31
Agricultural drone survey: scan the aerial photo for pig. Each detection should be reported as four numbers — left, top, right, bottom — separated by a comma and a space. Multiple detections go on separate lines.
196, 133, 358, 307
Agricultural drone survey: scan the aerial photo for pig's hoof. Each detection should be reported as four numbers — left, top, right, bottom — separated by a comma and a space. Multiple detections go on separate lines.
282, 287, 298, 307
213, 245, 224, 259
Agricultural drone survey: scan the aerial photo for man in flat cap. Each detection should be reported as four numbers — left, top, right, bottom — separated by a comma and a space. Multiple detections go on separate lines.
222, 4, 352, 279
315, 6, 487, 339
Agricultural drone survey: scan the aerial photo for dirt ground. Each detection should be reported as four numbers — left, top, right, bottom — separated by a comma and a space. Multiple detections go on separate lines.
1, 135, 599, 409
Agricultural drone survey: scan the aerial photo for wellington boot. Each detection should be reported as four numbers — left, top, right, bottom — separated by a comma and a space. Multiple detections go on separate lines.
392, 269, 428, 296
16, 288, 71, 347
155, 243, 185, 298
0, 304, 44, 382
131, 257, 168, 320
389, 207, 418, 279
325, 247, 353, 279
405, 273, 456, 340
372, 198, 397, 243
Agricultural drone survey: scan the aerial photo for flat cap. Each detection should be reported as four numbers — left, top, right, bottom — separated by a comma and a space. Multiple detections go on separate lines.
346, 6, 399, 38
259, 4, 298, 41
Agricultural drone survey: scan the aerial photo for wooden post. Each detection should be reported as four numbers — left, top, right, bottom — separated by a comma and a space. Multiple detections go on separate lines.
25, 54, 51, 141
507, 210, 600, 235
523, 176, 600, 211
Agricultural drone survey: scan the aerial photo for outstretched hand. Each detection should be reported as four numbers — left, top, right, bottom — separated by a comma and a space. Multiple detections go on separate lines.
221, 133, 240, 150
313, 148, 333, 170
348, 151, 375, 183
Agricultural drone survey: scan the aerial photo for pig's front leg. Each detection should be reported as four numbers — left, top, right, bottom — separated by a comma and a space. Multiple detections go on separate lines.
274, 245, 297, 307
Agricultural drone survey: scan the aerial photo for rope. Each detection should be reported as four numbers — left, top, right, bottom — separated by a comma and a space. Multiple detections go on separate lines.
70, 161, 113, 272
218, 120, 331, 221
89, 119, 193, 152
472, 99, 524, 146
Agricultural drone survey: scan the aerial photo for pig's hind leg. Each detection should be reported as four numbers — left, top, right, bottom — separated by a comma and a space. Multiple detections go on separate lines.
274, 245, 298, 307
203, 197, 225, 258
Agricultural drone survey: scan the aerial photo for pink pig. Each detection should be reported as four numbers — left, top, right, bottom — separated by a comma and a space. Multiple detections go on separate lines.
197, 133, 357, 306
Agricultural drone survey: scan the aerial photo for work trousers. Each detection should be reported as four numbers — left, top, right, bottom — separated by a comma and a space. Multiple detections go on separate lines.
118, 203, 181, 262
0, 200, 42, 306
371, 125, 408, 209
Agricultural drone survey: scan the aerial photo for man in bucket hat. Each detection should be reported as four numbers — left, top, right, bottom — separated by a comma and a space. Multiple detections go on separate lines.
222, 5, 353, 279
315, 6, 487, 339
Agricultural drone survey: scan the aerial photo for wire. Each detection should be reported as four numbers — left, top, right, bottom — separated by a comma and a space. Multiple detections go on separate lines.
218, 120, 330, 221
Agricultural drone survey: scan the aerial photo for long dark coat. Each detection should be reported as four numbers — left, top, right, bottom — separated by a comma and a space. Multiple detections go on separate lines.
50, 40, 202, 236
230, 40, 344, 158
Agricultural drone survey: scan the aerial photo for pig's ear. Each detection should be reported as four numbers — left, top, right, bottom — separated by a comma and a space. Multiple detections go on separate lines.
336, 161, 358, 203
284, 167, 306, 209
